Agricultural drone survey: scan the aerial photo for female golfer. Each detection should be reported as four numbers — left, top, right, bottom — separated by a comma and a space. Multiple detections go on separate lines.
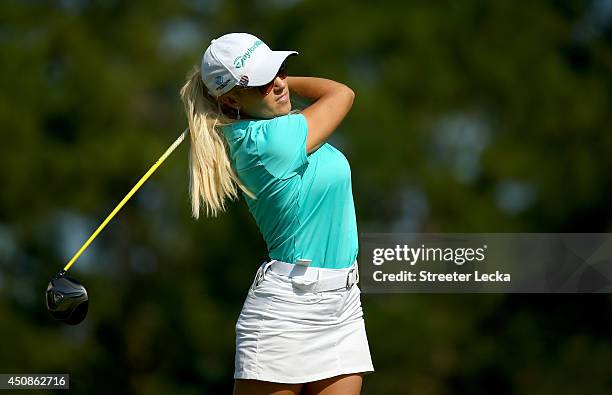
179, 33, 374, 395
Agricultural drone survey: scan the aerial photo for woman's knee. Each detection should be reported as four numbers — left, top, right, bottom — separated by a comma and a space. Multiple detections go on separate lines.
301, 373, 363, 395
233, 379, 303, 395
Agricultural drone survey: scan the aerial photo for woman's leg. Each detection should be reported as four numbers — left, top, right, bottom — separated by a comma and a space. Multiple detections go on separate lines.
233, 379, 303, 395
301, 373, 363, 395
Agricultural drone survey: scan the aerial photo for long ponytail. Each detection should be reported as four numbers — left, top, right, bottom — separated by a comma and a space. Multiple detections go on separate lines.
179, 65, 256, 219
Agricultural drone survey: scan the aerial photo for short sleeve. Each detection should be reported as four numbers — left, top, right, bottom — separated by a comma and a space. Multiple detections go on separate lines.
255, 113, 310, 179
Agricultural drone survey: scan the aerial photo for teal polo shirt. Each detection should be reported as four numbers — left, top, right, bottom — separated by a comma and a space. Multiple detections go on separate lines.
221, 113, 358, 269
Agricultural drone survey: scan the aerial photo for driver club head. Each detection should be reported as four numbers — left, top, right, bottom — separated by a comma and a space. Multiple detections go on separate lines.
46, 271, 89, 325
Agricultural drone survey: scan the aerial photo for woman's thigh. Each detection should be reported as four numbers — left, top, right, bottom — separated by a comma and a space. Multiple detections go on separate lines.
233, 379, 303, 395
301, 373, 363, 395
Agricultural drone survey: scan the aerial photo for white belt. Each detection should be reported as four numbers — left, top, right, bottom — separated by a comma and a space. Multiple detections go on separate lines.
254, 259, 360, 292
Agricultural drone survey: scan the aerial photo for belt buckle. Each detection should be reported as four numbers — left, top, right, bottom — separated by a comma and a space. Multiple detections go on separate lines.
254, 261, 273, 288
345, 267, 357, 290
254, 267, 264, 287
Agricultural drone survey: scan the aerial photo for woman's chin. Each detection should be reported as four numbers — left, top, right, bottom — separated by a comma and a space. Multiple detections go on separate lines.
278, 101, 292, 115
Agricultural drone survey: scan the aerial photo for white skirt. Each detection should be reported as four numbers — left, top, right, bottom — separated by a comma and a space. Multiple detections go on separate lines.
234, 260, 375, 384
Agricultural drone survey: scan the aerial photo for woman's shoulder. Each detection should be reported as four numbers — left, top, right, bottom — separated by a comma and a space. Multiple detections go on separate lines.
248, 112, 305, 129
223, 113, 305, 140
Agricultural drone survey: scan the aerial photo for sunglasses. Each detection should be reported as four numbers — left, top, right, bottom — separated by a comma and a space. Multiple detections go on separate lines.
249, 61, 288, 97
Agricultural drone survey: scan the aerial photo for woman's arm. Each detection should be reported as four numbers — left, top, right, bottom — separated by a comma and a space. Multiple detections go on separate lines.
287, 77, 355, 153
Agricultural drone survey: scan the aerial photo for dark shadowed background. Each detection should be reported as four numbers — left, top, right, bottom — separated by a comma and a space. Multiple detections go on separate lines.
1, 0, 611, 394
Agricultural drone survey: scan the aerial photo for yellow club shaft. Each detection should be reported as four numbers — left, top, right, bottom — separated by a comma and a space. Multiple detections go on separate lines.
63, 129, 188, 273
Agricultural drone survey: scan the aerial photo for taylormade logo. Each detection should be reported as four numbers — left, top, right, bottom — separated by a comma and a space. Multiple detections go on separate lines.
234, 40, 264, 68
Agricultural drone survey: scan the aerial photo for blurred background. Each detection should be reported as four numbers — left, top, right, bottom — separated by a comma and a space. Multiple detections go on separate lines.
1, 0, 612, 394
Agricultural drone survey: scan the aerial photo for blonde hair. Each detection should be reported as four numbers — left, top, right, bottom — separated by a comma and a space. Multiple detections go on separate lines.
179, 65, 256, 219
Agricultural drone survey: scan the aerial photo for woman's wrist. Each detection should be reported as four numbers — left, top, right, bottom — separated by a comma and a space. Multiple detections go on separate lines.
287, 76, 348, 102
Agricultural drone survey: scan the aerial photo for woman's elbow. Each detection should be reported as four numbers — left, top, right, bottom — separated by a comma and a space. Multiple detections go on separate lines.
342, 85, 355, 107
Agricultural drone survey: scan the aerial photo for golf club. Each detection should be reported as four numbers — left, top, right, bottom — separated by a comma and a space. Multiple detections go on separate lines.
46, 129, 187, 325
